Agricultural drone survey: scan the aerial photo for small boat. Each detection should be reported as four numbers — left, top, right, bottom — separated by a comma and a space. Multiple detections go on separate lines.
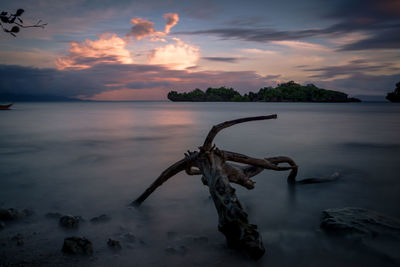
0, 103, 13, 110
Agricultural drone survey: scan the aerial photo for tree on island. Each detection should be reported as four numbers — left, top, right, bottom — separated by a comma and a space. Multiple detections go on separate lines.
168, 81, 361, 102
0, 8, 47, 37
386, 82, 400, 102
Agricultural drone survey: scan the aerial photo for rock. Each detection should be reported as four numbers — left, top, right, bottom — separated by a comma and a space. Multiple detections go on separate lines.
11, 233, 24, 246
320, 207, 400, 238
59, 215, 81, 229
0, 208, 32, 221
62, 237, 93, 255
107, 239, 121, 250
165, 245, 187, 256
90, 214, 111, 224
45, 212, 62, 219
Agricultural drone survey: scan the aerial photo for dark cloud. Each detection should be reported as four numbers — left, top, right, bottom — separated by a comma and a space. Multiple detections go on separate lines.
177, 28, 322, 43
202, 57, 240, 63
311, 72, 400, 96
0, 63, 278, 99
126, 81, 173, 89
177, 0, 400, 51
302, 61, 397, 79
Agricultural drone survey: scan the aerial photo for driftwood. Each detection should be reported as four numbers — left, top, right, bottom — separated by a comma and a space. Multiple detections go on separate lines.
132, 114, 337, 259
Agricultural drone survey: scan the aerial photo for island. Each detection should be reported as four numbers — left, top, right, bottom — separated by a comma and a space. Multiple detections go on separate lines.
167, 81, 361, 102
386, 82, 400, 102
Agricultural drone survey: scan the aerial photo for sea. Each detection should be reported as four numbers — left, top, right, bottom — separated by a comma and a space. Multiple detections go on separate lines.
0, 101, 399, 266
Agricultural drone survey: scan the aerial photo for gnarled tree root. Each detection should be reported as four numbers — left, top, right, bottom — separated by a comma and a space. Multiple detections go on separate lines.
132, 114, 337, 259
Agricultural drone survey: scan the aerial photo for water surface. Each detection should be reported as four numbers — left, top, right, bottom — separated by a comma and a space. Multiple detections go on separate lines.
1, 102, 399, 266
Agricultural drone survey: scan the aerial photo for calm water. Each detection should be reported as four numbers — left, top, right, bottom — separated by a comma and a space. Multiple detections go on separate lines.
0, 102, 399, 266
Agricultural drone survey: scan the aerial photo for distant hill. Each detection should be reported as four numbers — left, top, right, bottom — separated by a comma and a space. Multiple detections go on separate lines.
0, 93, 82, 102
168, 81, 361, 102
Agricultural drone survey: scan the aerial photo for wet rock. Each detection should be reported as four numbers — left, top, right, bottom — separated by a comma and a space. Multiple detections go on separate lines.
107, 239, 122, 250
62, 237, 93, 255
45, 212, 62, 219
90, 214, 111, 224
321, 207, 400, 238
11, 233, 24, 246
59, 215, 81, 229
122, 232, 136, 243
165, 245, 187, 256
0, 208, 32, 221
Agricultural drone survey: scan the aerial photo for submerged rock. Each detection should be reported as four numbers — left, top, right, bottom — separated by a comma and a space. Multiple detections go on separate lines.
321, 207, 400, 262
90, 214, 111, 224
59, 215, 81, 229
107, 239, 122, 250
320, 207, 400, 238
0, 208, 33, 221
62, 237, 93, 255
11, 233, 24, 246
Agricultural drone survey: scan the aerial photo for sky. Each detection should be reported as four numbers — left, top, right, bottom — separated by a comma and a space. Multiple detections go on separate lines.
0, 0, 399, 100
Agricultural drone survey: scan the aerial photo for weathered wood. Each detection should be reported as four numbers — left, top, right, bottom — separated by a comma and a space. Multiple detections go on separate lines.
132, 155, 197, 206
132, 114, 337, 259
197, 150, 265, 259
202, 114, 277, 151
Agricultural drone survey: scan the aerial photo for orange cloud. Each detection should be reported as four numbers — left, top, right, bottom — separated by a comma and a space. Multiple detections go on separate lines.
163, 13, 179, 34
147, 38, 200, 70
56, 33, 133, 70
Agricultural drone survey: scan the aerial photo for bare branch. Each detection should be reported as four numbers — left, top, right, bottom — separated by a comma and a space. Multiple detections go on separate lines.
266, 156, 298, 183
132, 157, 195, 206
202, 114, 277, 151
222, 150, 296, 171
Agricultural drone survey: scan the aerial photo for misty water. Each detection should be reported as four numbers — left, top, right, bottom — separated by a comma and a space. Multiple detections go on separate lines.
1, 102, 399, 266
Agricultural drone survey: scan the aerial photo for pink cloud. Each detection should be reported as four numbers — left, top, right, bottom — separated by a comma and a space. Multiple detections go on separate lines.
163, 13, 179, 34
127, 13, 180, 41
148, 38, 200, 70
56, 33, 133, 70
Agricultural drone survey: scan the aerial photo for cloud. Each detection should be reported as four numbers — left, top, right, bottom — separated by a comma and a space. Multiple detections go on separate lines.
271, 41, 331, 51
241, 48, 276, 55
148, 38, 200, 70
55, 33, 133, 70
176, 0, 400, 51
202, 57, 240, 63
311, 72, 400, 96
127, 18, 156, 40
0, 63, 277, 100
302, 60, 397, 79
127, 13, 179, 41
163, 13, 179, 34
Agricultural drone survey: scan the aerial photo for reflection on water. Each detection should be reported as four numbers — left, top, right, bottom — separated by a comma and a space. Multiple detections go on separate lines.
0, 102, 400, 266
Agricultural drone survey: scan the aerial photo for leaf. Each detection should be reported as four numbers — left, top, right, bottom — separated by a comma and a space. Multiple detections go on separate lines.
0, 16, 8, 23
11, 26, 20, 33
16, 9, 24, 16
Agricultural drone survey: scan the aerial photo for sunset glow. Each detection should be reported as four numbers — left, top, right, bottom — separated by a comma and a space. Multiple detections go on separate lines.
0, 0, 399, 100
